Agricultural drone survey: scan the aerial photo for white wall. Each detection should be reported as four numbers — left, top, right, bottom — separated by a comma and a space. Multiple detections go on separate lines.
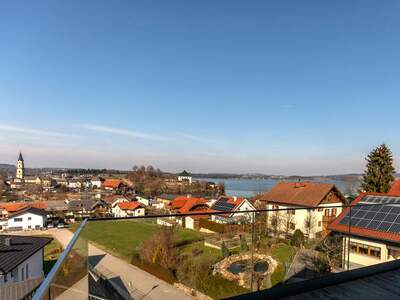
112, 206, 145, 218
0, 249, 44, 285
266, 203, 343, 238
6, 212, 46, 231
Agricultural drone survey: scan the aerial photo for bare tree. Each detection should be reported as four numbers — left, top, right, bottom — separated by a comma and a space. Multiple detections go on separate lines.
270, 210, 283, 238
304, 210, 317, 239
317, 236, 343, 268
282, 210, 295, 238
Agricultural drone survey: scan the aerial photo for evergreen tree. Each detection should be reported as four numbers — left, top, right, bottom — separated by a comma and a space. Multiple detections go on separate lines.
361, 144, 395, 193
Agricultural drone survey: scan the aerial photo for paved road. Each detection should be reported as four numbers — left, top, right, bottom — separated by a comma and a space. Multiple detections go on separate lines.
46, 228, 194, 300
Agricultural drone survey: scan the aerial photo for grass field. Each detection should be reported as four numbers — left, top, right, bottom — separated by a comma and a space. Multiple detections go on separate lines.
71, 220, 204, 261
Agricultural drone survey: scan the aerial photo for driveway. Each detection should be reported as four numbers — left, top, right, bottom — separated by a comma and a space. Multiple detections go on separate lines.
49, 228, 194, 300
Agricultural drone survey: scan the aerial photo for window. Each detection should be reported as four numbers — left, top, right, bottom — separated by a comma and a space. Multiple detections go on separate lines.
21, 267, 24, 281
28, 217, 32, 220
350, 242, 381, 259
318, 221, 322, 227
14, 218, 23, 222
290, 209, 295, 215
26, 264, 28, 279
318, 208, 323, 212
332, 208, 337, 216
290, 222, 295, 230
324, 209, 330, 216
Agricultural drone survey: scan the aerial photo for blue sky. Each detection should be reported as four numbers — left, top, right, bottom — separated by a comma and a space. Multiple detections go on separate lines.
1, 1, 400, 175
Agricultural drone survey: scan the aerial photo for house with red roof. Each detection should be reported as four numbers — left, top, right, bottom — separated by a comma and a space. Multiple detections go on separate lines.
102, 179, 127, 191
210, 196, 256, 224
260, 182, 346, 238
329, 193, 400, 269
111, 201, 145, 218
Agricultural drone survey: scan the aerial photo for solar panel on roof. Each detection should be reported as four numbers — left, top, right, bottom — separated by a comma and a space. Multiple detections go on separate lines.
366, 220, 381, 230
383, 214, 397, 223
377, 222, 392, 232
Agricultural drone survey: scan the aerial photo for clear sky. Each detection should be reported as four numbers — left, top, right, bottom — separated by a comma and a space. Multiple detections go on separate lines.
1, 1, 400, 175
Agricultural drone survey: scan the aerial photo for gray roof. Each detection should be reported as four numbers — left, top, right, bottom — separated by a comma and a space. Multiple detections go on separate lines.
0, 235, 51, 274
67, 199, 108, 211
8, 207, 47, 219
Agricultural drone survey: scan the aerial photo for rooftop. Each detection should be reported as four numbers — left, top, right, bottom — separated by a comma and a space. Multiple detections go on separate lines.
0, 235, 51, 274
260, 181, 344, 207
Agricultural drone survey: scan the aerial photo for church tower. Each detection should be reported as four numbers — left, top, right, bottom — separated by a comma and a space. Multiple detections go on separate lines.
16, 152, 25, 179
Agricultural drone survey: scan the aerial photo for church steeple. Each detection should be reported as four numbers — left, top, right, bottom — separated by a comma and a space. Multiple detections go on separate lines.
16, 152, 25, 179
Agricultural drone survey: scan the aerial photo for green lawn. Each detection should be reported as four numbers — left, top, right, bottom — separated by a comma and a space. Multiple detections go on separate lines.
71, 220, 204, 261
271, 243, 296, 264
180, 241, 222, 264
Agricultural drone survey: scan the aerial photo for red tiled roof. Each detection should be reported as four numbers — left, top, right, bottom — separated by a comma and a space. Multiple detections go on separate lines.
0, 202, 47, 213
117, 202, 142, 210
170, 196, 192, 209
388, 180, 400, 195
178, 198, 208, 214
329, 193, 400, 243
103, 179, 124, 189
259, 182, 344, 207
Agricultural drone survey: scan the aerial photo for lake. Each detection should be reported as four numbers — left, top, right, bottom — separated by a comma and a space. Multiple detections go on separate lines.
195, 177, 355, 197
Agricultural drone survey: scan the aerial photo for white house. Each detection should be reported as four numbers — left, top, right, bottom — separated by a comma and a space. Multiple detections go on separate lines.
178, 170, 192, 184
260, 182, 346, 239
112, 202, 145, 218
67, 179, 82, 189
0, 235, 51, 294
91, 177, 103, 189
3, 207, 47, 231
211, 196, 256, 224
136, 196, 151, 206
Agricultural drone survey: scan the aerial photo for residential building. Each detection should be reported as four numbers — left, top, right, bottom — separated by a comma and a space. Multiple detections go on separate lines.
102, 179, 126, 191
136, 196, 152, 206
103, 195, 129, 207
177, 170, 192, 184
91, 177, 104, 189
112, 202, 145, 218
210, 196, 256, 224
66, 199, 109, 218
1, 207, 47, 231
0, 235, 51, 297
329, 193, 400, 269
260, 182, 346, 238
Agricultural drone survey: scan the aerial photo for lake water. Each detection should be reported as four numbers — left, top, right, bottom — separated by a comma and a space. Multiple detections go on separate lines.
196, 177, 353, 197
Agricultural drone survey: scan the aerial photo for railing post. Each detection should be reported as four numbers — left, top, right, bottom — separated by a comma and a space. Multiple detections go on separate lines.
347, 205, 352, 271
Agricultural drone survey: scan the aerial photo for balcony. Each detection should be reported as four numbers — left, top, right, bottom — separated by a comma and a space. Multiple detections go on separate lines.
31, 202, 400, 300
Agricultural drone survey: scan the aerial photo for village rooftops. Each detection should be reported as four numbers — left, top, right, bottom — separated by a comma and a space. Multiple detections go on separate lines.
0, 202, 47, 214
211, 196, 246, 212
7, 207, 47, 219
102, 179, 125, 189
0, 235, 51, 274
260, 181, 345, 207
116, 202, 143, 210
329, 193, 400, 244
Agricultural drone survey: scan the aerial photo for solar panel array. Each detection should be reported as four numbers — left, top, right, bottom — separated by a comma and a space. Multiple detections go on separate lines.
212, 198, 236, 212
339, 195, 400, 234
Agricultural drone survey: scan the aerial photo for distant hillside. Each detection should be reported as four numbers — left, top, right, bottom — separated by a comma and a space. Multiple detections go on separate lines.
0, 164, 15, 174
